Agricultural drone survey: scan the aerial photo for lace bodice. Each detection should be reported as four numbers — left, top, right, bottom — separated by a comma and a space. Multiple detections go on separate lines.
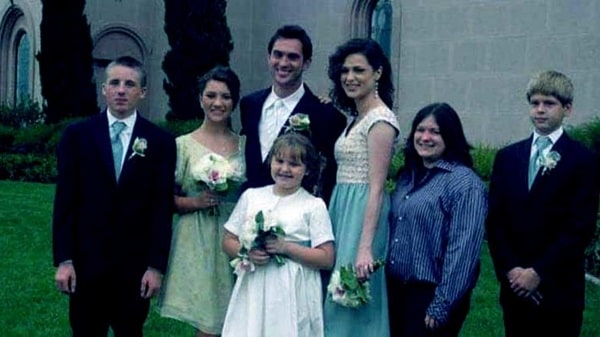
334, 106, 400, 184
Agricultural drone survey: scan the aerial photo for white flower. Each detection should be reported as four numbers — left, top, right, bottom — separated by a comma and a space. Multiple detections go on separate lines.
190, 153, 234, 191
239, 215, 259, 250
128, 137, 147, 159
230, 256, 255, 275
327, 270, 345, 301
537, 150, 561, 175
285, 113, 310, 133
260, 210, 279, 232
229, 210, 287, 274
326, 259, 384, 308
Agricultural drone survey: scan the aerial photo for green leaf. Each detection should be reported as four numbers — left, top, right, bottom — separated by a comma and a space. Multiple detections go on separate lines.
255, 210, 264, 226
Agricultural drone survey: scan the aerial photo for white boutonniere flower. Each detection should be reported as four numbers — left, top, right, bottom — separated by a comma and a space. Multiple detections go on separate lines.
129, 137, 147, 159
285, 113, 311, 133
537, 150, 561, 175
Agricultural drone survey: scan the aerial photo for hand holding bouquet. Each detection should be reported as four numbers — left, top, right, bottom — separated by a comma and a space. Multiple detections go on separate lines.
190, 153, 244, 215
230, 210, 287, 275
327, 259, 385, 308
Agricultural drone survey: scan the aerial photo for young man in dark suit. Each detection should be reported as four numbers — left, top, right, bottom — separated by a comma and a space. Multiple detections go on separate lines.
52, 56, 176, 337
487, 70, 600, 337
240, 24, 346, 203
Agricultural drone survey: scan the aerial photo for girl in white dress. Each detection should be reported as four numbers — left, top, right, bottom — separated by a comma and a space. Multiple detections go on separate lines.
221, 132, 335, 337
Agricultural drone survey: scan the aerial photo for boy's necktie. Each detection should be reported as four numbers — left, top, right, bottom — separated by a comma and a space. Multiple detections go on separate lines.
528, 136, 551, 189
110, 121, 126, 179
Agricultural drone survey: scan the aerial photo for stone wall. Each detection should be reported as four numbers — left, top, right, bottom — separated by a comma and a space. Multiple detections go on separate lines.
2, 0, 599, 145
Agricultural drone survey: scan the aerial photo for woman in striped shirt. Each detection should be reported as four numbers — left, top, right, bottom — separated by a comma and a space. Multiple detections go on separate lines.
386, 102, 488, 337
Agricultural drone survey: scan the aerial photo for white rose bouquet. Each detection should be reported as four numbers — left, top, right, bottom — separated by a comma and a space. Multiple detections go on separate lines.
327, 259, 385, 308
190, 153, 244, 215
230, 210, 286, 275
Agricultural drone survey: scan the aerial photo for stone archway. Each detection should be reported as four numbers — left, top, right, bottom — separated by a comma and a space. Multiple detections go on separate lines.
92, 26, 149, 114
0, 4, 35, 106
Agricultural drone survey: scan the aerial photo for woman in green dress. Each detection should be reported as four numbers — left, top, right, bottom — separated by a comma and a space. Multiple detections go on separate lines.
158, 66, 245, 337
323, 38, 400, 337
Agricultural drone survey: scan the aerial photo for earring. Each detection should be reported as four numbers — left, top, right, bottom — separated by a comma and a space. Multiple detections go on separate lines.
374, 80, 379, 99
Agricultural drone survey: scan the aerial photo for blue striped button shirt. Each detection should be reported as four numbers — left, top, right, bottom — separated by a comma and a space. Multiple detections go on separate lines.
387, 160, 488, 324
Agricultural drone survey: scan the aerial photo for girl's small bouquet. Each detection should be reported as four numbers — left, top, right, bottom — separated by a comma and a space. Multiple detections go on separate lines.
230, 210, 287, 275
327, 259, 385, 308
190, 153, 244, 215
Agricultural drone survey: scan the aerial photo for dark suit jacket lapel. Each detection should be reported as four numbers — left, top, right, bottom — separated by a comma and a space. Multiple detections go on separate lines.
93, 113, 117, 182
119, 116, 148, 182
247, 89, 271, 165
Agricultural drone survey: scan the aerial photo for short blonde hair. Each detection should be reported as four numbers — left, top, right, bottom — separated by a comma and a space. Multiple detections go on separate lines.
526, 70, 574, 106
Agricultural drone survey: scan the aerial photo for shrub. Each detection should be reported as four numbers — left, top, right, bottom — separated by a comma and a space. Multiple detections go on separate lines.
12, 123, 59, 154
0, 153, 57, 183
158, 119, 202, 137
585, 218, 600, 278
0, 98, 45, 128
471, 145, 498, 181
568, 118, 600, 154
0, 125, 16, 152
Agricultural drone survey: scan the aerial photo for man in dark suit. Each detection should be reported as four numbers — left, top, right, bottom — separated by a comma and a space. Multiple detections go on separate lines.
240, 24, 346, 203
487, 70, 600, 337
53, 56, 176, 337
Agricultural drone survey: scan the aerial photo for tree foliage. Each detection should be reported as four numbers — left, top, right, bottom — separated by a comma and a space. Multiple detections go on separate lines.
162, 0, 233, 120
36, 0, 98, 124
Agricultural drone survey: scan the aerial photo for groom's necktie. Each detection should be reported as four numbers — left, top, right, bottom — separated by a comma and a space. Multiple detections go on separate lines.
528, 136, 551, 189
110, 121, 126, 179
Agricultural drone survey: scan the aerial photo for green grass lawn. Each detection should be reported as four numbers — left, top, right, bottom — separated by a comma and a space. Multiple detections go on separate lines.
1, 180, 599, 336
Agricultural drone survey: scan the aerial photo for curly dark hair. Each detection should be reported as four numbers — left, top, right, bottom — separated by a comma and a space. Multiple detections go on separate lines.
328, 38, 393, 114
404, 102, 473, 169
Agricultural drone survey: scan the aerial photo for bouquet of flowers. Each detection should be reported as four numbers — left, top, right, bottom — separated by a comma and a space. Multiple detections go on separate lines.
327, 259, 385, 308
190, 153, 244, 215
230, 210, 287, 275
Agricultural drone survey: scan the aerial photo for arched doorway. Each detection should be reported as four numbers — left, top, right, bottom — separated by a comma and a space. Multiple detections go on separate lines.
92, 26, 148, 115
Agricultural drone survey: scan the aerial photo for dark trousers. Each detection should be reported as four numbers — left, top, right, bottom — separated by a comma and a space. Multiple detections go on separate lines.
69, 275, 150, 337
387, 276, 472, 337
501, 289, 583, 337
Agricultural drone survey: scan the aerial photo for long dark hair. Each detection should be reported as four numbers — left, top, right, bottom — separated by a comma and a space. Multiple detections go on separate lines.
404, 102, 473, 170
328, 38, 393, 114
197, 65, 241, 110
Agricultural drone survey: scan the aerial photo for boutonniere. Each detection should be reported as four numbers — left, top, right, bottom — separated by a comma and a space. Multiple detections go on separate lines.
285, 113, 311, 134
537, 150, 561, 175
129, 137, 147, 159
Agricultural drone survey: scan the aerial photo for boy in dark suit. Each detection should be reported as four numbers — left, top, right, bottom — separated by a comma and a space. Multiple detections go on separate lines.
487, 70, 600, 337
52, 56, 176, 337
239, 25, 346, 203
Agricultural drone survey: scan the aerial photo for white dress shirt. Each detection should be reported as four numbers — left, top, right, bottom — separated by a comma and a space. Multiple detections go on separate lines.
258, 84, 305, 161
530, 127, 563, 159
107, 110, 137, 168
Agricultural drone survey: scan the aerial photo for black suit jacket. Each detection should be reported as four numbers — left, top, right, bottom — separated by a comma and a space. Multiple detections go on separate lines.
52, 112, 176, 282
239, 84, 346, 203
487, 132, 600, 310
